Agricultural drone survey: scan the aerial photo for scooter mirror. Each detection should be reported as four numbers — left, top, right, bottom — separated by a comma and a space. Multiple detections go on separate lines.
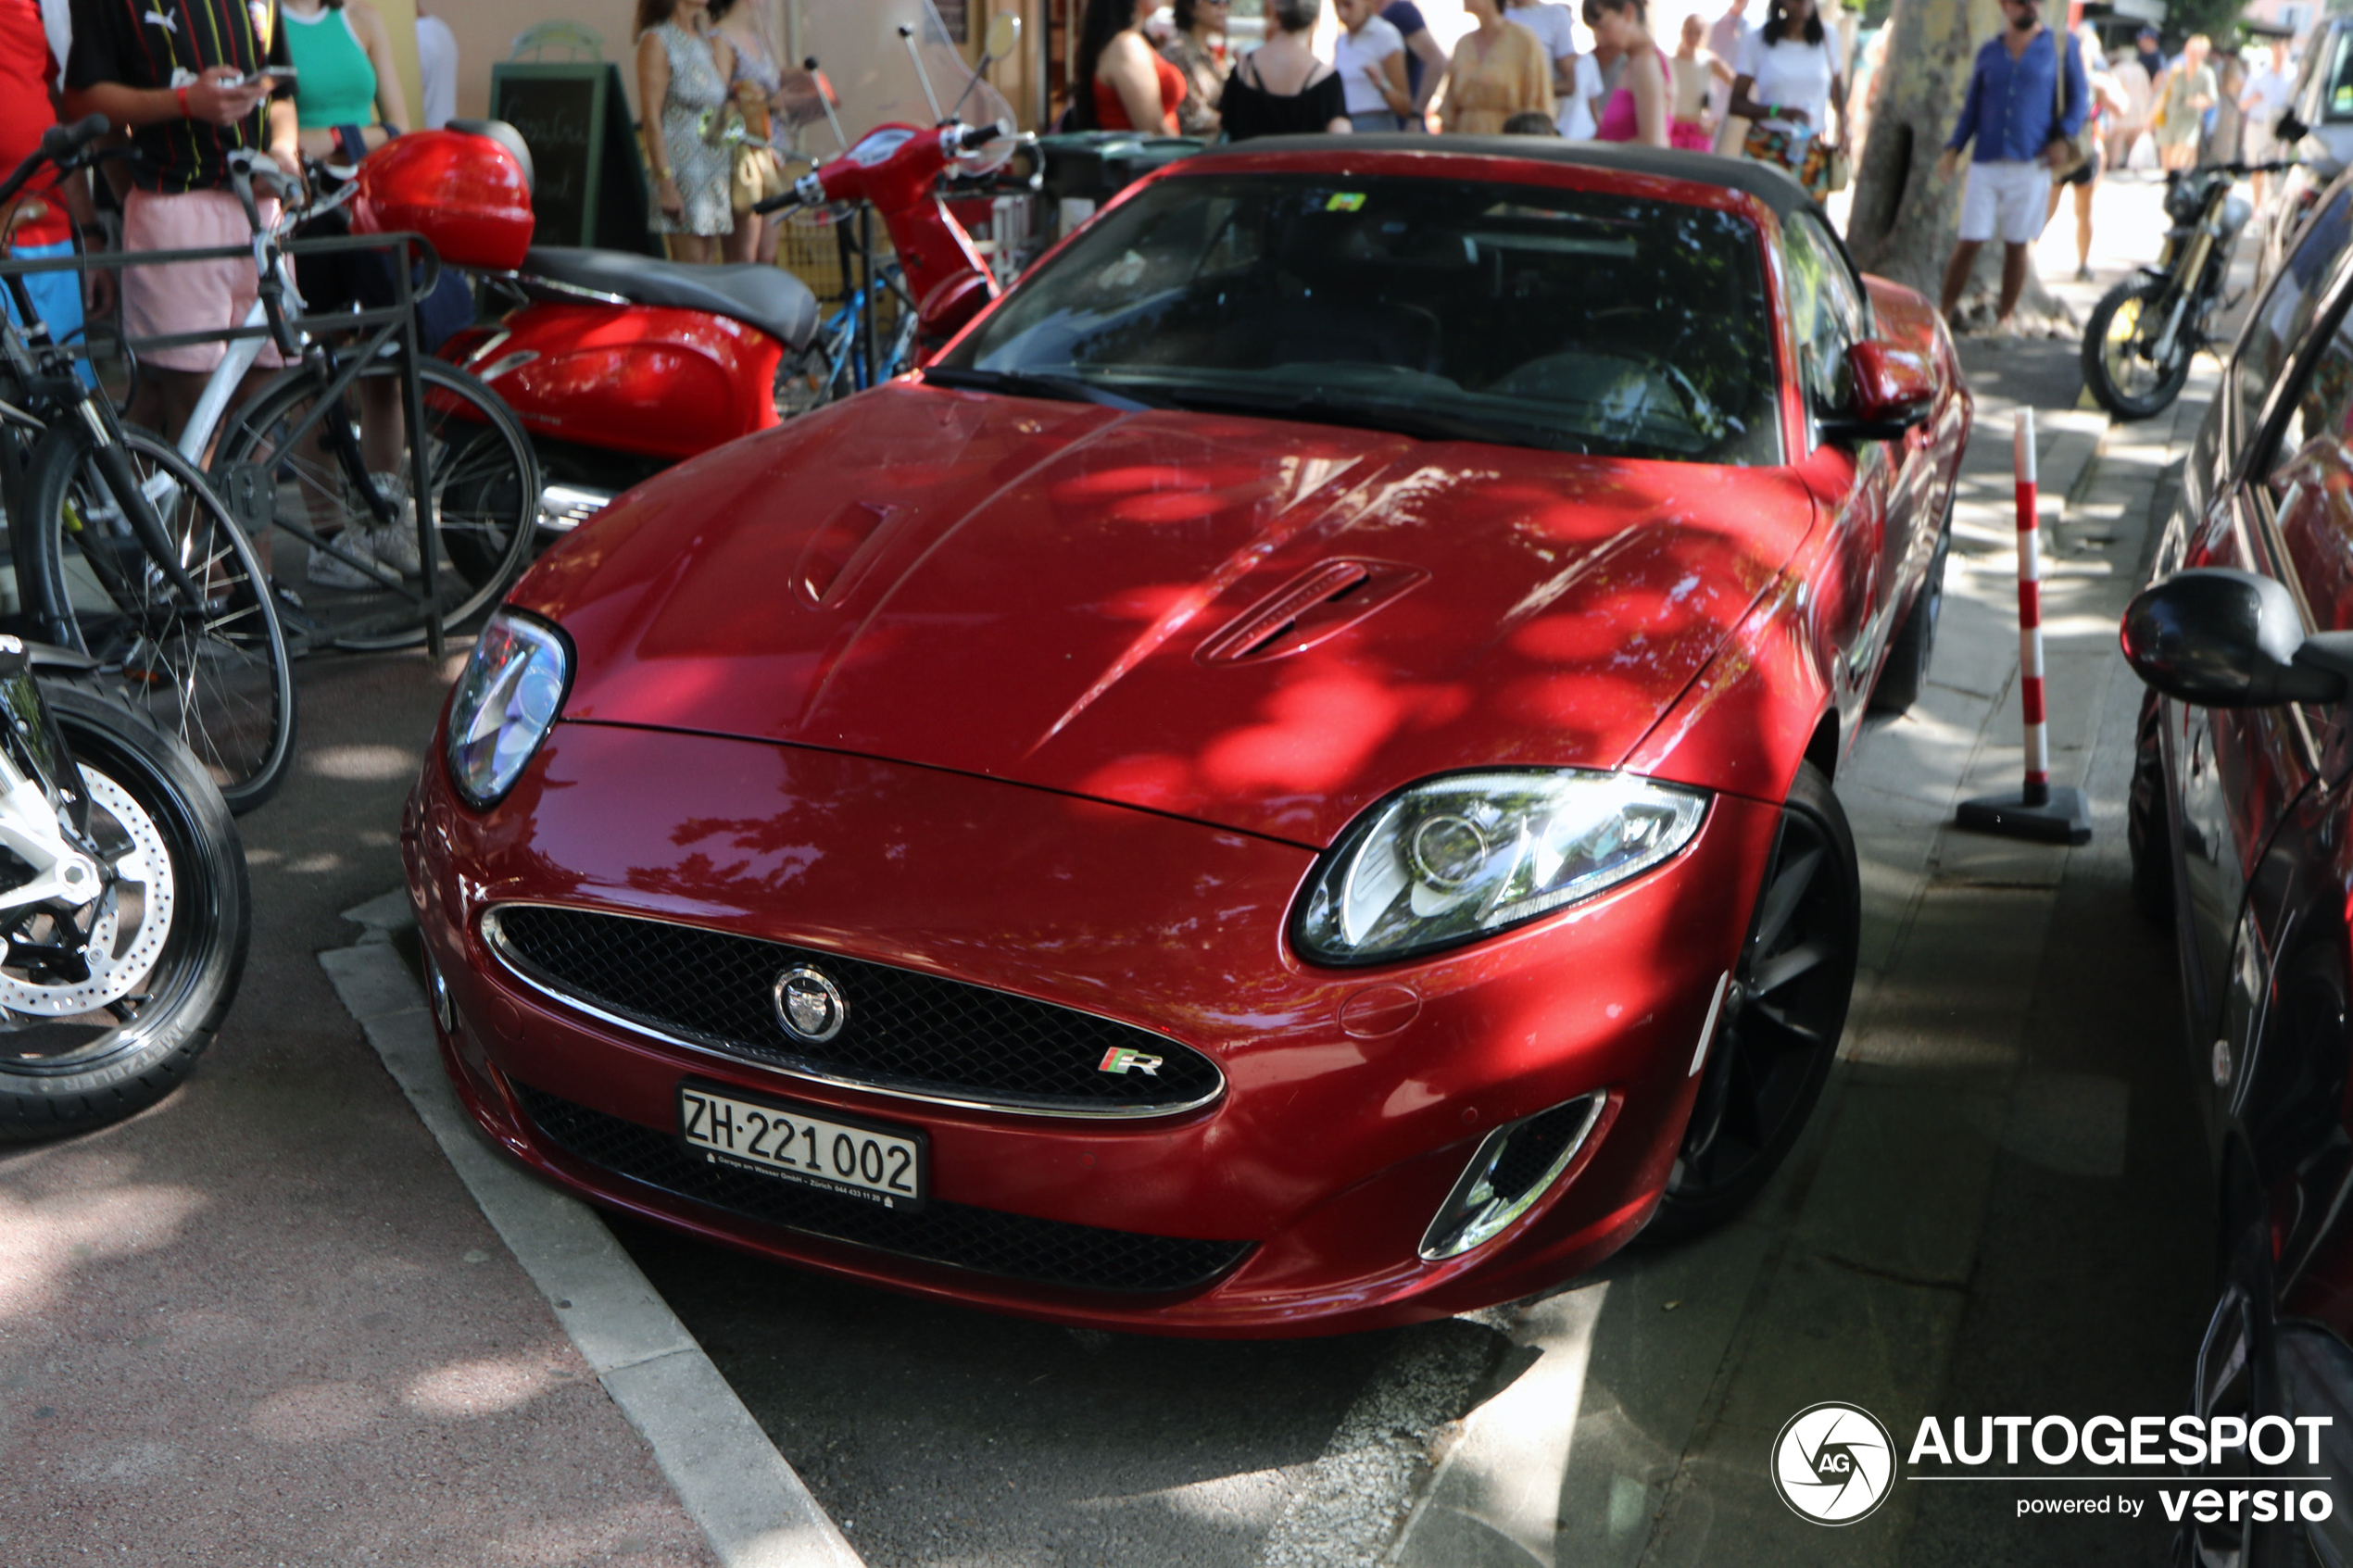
984, 13, 1021, 60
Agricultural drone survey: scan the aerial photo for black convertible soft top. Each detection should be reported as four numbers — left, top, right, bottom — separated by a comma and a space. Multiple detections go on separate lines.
1185, 134, 1822, 221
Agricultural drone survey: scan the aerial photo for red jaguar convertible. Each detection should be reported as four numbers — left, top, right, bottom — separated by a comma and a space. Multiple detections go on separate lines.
404, 141, 1971, 1336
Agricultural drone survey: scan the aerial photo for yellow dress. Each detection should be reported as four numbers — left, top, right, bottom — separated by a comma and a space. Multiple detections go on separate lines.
1441, 21, 1557, 134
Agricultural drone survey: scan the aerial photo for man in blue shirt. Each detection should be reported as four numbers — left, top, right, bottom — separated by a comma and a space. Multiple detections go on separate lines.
1932, 0, 2086, 329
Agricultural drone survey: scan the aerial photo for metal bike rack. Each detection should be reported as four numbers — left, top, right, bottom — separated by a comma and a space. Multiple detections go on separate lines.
0, 230, 454, 659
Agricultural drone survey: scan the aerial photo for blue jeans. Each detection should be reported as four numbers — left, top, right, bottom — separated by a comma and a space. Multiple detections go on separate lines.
5, 239, 94, 387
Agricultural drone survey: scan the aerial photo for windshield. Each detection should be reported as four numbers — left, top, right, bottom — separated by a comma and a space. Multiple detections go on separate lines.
2320, 24, 2353, 123
938, 173, 1782, 466
789, 0, 1013, 159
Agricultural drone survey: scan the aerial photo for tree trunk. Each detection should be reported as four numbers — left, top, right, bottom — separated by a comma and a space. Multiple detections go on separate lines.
1847, 0, 2072, 331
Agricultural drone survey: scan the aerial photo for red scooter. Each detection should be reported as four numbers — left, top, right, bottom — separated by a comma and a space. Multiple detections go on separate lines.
417, 3, 1024, 533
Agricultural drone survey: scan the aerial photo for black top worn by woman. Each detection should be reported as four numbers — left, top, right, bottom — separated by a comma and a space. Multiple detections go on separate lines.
1219, 51, 1347, 141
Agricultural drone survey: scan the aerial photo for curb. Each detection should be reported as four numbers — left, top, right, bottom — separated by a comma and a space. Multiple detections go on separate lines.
321, 890, 864, 1568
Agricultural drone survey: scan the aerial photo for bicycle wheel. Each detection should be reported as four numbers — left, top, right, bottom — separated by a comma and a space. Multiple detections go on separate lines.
19, 425, 297, 813
212, 357, 541, 652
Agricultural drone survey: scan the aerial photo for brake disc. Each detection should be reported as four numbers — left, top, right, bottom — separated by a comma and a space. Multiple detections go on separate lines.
0, 768, 173, 1017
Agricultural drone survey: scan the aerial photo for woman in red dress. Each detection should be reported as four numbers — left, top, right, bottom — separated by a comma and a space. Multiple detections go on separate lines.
1075, 0, 1187, 131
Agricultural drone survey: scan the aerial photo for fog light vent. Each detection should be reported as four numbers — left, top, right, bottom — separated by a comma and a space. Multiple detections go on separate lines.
1419, 1092, 1605, 1261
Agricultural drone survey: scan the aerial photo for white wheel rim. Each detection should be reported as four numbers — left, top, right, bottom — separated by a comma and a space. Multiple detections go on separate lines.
0, 768, 176, 1017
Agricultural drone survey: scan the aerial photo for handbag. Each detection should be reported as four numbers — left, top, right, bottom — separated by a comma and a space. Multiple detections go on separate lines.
1743, 121, 1834, 199
2048, 34, 2096, 179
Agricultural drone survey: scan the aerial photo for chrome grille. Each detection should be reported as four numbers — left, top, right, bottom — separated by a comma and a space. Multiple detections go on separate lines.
484, 904, 1224, 1117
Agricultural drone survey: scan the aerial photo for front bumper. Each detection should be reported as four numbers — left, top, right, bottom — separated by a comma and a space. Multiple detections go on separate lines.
406, 719, 1781, 1336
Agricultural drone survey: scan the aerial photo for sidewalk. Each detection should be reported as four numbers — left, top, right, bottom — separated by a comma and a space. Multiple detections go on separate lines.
0, 657, 721, 1566
1364, 182, 2220, 1567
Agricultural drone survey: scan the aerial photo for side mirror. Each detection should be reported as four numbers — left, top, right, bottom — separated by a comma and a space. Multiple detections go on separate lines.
2278, 109, 2310, 144
984, 12, 1022, 61
1818, 341, 1934, 442
2120, 568, 2353, 707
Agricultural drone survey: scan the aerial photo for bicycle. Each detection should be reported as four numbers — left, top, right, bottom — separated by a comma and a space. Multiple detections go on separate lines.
169, 152, 539, 654
0, 119, 296, 812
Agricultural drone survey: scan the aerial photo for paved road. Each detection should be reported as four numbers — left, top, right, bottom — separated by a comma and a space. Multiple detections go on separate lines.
623, 178, 2225, 1568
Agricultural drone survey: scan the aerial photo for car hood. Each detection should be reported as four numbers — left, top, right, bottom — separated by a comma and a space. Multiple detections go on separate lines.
516, 383, 1818, 847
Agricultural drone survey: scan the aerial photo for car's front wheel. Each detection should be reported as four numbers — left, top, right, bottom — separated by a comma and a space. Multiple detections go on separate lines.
1647, 759, 1858, 1242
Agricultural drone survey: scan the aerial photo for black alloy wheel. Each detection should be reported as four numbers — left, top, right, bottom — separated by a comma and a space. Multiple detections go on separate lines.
2128, 688, 2174, 930
1647, 759, 1858, 1243
1868, 505, 1950, 716
2177, 1150, 2298, 1568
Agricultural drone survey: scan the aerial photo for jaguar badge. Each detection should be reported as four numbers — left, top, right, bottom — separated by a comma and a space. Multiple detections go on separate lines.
774, 966, 848, 1043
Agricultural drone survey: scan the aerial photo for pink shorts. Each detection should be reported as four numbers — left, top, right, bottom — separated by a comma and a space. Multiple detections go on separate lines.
1671, 118, 1713, 152
120, 186, 288, 374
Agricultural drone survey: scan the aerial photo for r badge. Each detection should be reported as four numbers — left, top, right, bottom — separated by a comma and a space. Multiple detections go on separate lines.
1099, 1046, 1163, 1076
774, 966, 848, 1043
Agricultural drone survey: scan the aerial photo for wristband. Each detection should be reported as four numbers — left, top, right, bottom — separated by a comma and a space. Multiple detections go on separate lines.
174, 83, 191, 118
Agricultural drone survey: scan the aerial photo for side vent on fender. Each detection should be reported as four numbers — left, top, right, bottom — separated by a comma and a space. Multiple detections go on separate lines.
1195, 559, 1428, 666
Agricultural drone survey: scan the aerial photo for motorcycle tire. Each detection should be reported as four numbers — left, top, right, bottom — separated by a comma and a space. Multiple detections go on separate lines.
2083, 274, 2196, 420
0, 674, 249, 1142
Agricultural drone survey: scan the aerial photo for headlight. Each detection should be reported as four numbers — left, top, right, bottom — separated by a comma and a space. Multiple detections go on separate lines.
1293, 770, 1708, 965
445, 610, 570, 809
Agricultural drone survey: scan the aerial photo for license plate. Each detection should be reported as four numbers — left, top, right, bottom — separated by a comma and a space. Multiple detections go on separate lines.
677, 1082, 927, 1211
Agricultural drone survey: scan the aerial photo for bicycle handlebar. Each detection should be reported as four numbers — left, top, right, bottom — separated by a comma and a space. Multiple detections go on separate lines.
0, 112, 108, 215
39, 114, 110, 167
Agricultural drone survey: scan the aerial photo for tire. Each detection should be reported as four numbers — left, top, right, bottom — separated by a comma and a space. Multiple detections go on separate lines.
1867, 501, 1950, 715
2082, 274, 2196, 420
0, 676, 248, 1141
211, 358, 540, 651
19, 425, 297, 813
2128, 688, 2174, 929
1646, 759, 1859, 1243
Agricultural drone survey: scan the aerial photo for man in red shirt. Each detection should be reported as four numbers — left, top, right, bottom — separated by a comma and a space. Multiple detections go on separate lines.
0, 0, 109, 379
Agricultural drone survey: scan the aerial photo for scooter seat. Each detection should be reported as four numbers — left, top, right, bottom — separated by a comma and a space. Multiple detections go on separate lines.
521, 246, 820, 351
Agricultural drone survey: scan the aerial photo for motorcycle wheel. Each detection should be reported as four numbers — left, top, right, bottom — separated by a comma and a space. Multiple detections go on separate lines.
0, 675, 249, 1141
2082, 274, 2196, 420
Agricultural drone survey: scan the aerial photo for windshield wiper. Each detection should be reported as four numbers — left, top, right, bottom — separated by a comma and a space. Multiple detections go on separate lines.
922, 366, 1158, 411
1149, 387, 1588, 454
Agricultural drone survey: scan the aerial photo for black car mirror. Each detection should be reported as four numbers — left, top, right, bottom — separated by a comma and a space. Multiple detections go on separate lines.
2121, 568, 2353, 707
2277, 109, 2310, 144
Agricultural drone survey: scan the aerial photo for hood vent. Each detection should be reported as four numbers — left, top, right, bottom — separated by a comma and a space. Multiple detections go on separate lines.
794, 501, 897, 608
1196, 558, 1428, 666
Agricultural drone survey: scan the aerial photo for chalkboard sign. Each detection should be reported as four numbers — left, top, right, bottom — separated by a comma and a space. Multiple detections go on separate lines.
489, 62, 657, 255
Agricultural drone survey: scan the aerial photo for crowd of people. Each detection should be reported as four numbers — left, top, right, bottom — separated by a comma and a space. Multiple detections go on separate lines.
1057, 0, 1852, 192
1931, 0, 2305, 332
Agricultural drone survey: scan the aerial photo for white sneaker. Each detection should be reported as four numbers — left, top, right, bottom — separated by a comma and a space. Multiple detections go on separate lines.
366, 472, 422, 576
307, 529, 383, 590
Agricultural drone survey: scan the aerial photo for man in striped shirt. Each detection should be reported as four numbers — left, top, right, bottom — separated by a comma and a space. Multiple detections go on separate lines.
63, 0, 297, 437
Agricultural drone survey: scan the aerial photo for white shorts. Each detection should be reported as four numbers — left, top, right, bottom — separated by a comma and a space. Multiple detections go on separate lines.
1958, 159, 2054, 245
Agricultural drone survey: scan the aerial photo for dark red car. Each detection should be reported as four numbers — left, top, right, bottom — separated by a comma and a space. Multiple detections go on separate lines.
2121, 175, 2353, 1562
406, 141, 1970, 1336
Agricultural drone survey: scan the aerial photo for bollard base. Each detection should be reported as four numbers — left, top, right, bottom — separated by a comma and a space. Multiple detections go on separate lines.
1955, 785, 2093, 846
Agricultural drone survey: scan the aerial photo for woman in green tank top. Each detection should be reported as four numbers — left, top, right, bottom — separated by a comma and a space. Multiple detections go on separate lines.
280, 0, 412, 157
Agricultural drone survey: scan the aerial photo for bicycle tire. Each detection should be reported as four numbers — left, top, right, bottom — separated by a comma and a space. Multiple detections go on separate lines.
0, 672, 250, 1141
19, 424, 298, 813
211, 357, 541, 652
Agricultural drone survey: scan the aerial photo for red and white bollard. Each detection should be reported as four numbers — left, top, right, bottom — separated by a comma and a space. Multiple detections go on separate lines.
1955, 408, 2092, 845
2016, 408, 2051, 806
